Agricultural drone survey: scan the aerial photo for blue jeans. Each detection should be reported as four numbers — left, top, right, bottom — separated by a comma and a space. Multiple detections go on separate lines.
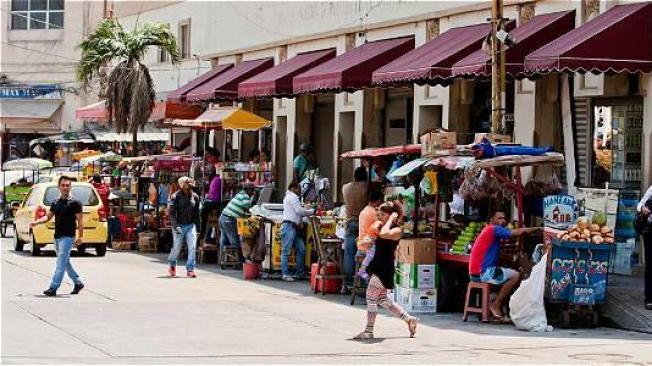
49, 237, 82, 290
343, 220, 359, 286
280, 222, 306, 277
168, 224, 197, 271
219, 214, 241, 251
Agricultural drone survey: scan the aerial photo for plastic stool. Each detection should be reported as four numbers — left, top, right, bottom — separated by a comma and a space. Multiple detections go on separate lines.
463, 282, 493, 322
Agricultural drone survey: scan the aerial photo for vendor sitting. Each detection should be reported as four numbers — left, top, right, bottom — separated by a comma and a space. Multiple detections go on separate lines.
219, 182, 256, 261
469, 211, 540, 322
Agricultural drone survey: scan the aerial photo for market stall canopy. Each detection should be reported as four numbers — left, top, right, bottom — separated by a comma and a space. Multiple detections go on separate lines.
388, 157, 430, 178
171, 107, 271, 131
166, 63, 233, 103
76, 100, 202, 122
452, 11, 575, 78
238, 49, 336, 98
524, 2, 652, 74
91, 124, 170, 143
340, 144, 421, 159
185, 58, 274, 102
2, 158, 53, 171
121, 152, 188, 163
372, 23, 501, 86
293, 36, 415, 94
78, 151, 120, 165
0, 99, 63, 130
29, 132, 95, 146
473, 152, 564, 169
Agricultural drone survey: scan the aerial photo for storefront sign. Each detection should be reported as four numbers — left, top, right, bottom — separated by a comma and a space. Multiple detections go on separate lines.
543, 195, 577, 230
0, 85, 62, 99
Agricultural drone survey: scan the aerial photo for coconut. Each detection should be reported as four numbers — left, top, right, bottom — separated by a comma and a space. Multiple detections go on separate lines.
600, 226, 612, 234
592, 235, 604, 244
604, 237, 614, 244
592, 211, 608, 227
576, 217, 590, 230
590, 224, 600, 232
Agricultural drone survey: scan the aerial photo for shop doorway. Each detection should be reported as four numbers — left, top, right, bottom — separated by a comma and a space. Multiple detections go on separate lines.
384, 88, 413, 146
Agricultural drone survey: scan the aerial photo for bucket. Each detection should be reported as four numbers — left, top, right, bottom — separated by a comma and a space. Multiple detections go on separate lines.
243, 262, 261, 280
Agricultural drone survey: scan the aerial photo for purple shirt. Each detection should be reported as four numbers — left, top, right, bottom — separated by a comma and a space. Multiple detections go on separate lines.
207, 175, 222, 202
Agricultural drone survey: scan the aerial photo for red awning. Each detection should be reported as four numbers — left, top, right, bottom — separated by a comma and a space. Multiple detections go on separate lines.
525, 2, 652, 74
452, 11, 575, 78
238, 49, 336, 98
166, 63, 233, 103
75, 101, 201, 122
186, 58, 274, 102
372, 23, 500, 86
340, 144, 421, 159
293, 36, 414, 94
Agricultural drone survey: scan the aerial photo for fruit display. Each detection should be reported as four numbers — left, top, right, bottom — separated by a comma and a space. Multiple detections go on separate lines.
556, 215, 614, 244
451, 222, 485, 254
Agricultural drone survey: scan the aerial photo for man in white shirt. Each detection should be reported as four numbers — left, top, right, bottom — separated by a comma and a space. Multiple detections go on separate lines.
281, 181, 315, 282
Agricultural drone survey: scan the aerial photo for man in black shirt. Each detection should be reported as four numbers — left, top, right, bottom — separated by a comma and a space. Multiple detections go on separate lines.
31, 176, 85, 297
167, 176, 200, 278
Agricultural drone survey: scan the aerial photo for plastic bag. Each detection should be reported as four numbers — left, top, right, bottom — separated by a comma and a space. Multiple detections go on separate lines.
509, 253, 553, 332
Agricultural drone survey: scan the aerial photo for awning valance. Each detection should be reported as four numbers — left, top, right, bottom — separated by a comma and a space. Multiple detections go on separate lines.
238, 49, 336, 98
29, 132, 95, 146
0, 99, 63, 127
452, 11, 575, 78
293, 36, 414, 94
166, 63, 233, 103
171, 107, 271, 131
186, 58, 274, 102
524, 2, 652, 74
75, 100, 202, 123
2, 158, 53, 171
372, 23, 498, 86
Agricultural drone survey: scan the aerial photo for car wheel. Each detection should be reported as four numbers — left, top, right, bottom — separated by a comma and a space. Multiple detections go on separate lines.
95, 244, 107, 257
13, 225, 24, 252
30, 232, 41, 256
77, 244, 86, 255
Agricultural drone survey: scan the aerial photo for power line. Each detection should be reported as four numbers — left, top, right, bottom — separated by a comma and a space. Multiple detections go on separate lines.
1, 41, 80, 62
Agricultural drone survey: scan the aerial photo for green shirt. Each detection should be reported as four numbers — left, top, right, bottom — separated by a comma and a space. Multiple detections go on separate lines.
294, 155, 313, 180
223, 190, 253, 219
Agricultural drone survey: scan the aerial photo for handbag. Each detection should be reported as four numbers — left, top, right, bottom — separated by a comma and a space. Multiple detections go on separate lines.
635, 211, 649, 235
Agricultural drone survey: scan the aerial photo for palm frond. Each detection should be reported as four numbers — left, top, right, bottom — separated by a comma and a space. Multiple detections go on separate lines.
133, 22, 181, 64
128, 62, 155, 133
76, 18, 128, 85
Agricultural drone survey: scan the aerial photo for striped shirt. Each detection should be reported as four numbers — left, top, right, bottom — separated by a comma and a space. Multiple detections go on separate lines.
222, 190, 253, 218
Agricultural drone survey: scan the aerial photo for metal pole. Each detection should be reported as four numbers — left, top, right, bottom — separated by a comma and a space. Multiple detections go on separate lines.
490, 0, 504, 134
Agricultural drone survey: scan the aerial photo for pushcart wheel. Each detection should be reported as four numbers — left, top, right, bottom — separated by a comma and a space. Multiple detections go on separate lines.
591, 310, 599, 328
0, 222, 6, 238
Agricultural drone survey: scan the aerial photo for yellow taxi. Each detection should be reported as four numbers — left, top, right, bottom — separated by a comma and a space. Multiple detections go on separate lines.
13, 182, 109, 256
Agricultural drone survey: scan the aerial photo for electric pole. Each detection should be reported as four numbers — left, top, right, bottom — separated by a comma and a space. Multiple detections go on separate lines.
491, 0, 505, 134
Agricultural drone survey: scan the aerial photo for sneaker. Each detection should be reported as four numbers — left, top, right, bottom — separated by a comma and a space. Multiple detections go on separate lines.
187, 271, 197, 278
71, 283, 84, 295
281, 275, 295, 282
168, 267, 176, 277
43, 288, 56, 297
353, 331, 374, 340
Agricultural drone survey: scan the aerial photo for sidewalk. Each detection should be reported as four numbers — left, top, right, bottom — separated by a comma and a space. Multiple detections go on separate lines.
603, 274, 652, 333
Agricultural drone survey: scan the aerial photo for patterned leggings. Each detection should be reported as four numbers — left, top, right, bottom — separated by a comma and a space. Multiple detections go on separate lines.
365, 275, 410, 333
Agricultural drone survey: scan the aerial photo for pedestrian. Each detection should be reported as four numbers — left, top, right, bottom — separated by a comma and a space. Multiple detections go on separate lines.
354, 201, 418, 340
31, 176, 85, 297
219, 182, 256, 260
341, 167, 368, 290
293, 143, 315, 182
469, 211, 541, 321
167, 177, 200, 278
91, 173, 110, 210
637, 185, 652, 310
199, 147, 222, 242
280, 181, 314, 282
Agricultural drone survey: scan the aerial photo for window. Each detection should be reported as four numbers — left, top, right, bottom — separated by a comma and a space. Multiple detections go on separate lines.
158, 47, 169, 63
43, 186, 99, 206
11, 0, 64, 30
179, 19, 191, 59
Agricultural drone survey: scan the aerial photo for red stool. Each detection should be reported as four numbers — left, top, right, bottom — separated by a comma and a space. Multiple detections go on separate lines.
463, 282, 494, 322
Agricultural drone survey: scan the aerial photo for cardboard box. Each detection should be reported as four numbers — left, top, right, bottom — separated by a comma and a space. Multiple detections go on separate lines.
396, 263, 439, 289
138, 233, 157, 253
420, 130, 457, 157
474, 133, 512, 144
112, 240, 136, 251
398, 239, 437, 264
394, 287, 437, 313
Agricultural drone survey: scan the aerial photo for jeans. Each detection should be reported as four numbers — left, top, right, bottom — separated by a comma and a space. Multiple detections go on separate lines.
280, 222, 306, 277
644, 231, 652, 303
343, 220, 359, 286
219, 214, 241, 250
200, 200, 221, 241
49, 237, 82, 290
168, 223, 197, 271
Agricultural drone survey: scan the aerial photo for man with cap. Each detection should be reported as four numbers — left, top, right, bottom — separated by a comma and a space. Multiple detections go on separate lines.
219, 182, 257, 261
167, 177, 200, 278
294, 143, 315, 182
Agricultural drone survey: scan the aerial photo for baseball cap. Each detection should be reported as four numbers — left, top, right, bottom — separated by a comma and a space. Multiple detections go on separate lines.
178, 176, 195, 187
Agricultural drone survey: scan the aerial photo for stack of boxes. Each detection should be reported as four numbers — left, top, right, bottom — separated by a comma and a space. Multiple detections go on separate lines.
394, 239, 439, 313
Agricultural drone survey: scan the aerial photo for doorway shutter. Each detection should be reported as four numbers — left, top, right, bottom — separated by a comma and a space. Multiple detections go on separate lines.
573, 97, 591, 187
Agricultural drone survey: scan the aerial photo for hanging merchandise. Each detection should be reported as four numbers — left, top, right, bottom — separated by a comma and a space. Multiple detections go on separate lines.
420, 171, 437, 196
524, 165, 563, 197
437, 170, 454, 202
459, 165, 511, 202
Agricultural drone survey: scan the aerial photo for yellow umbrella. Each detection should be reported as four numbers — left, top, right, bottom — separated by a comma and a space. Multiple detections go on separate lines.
171, 106, 271, 131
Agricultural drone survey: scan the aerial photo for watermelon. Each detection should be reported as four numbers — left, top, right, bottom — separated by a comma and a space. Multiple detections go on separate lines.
592, 211, 607, 227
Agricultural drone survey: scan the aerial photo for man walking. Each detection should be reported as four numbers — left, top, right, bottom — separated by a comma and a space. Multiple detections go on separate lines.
280, 181, 315, 282
31, 176, 84, 296
168, 177, 200, 278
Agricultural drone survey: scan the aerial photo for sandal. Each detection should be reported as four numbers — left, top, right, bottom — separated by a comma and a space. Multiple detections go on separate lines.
353, 331, 374, 340
408, 317, 419, 338
494, 316, 512, 324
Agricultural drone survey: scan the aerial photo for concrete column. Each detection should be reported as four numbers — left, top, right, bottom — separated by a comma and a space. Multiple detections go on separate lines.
560, 75, 577, 195
642, 74, 652, 190
513, 79, 536, 182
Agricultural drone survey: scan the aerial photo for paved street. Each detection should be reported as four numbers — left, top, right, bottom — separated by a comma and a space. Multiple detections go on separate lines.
2, 235, 651, 365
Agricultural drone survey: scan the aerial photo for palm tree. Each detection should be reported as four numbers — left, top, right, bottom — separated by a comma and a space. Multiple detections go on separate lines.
77, 18, 180, 154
